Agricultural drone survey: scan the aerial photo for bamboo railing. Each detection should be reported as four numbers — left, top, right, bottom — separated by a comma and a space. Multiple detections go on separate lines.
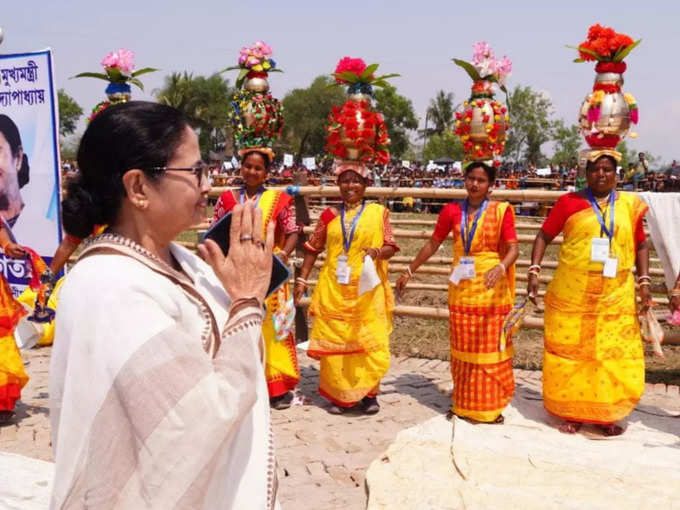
181, 186, 673, 330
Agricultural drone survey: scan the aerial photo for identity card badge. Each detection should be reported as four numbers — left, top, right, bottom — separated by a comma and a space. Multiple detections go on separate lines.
591, 237, 610, 263
336, 254, 351, 285
602, 257, 618, 278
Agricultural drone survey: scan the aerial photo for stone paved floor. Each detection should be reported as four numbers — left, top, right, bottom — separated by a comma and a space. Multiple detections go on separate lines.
1, 347, 679, 509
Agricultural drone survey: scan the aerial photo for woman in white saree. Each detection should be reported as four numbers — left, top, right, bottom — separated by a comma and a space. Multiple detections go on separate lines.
50, 101, 279, 509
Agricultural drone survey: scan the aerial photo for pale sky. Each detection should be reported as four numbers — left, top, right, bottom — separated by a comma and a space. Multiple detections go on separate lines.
3, 1, 676, 164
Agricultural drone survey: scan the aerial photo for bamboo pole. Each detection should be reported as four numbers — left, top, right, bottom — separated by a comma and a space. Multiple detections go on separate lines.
210, 186, 567, 202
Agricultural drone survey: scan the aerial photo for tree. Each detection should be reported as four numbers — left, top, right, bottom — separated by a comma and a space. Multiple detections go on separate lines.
504, 85, 553, 165
373, 84, 418, 159
281, 75, 345, 159
425, 90, 457, 136
551, 120, 582, 168
155, 72, 234, 156
422, 131, 464, 162
57, 89, 83, 137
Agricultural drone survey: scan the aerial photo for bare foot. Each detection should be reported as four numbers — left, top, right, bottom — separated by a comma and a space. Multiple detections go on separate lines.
598, 423, 624, 436
558, 421, 582, 434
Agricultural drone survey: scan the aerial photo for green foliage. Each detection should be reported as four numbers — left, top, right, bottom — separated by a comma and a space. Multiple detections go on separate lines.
154, 72, 234, 157
281, 75, 346, 159
424, 90, 458, 136
373, 84, 418, 159
57, 89, 83, 137
422, 131, 464, 162
504, 85, 553, 165
616, 140, 637, 170
551, 120, 582, 168
72, 67, 158, 90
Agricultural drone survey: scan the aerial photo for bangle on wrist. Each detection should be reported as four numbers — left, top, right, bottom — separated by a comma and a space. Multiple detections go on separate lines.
638, 281, 651, 287
528, 264, 541, 273
637, 275, 651, 283
496, 263, 506, 273
406, 266, 414, 277
669, 289, 680, 297
295, 277, 308, 286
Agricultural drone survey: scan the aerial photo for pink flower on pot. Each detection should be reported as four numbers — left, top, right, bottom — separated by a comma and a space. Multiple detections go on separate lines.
101, 48, 135, 73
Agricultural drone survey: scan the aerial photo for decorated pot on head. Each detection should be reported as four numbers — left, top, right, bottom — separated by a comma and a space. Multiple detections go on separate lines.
74, 48, 157, 122
453, 42, 512, 167
325, 57, 398, 175
573, 24, 641, 156
224, 40, 284, 162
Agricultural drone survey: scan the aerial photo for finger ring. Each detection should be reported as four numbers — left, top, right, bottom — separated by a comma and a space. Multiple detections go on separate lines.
239, 234, 253, 242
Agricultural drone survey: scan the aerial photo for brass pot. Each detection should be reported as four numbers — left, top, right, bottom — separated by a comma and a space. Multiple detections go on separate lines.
469, 102, 504, 143
244, 76, 270, 93
579, 72, 630, 137
347, 92, 372, 105
339, 107, 376, 160
106, 92, 131, 103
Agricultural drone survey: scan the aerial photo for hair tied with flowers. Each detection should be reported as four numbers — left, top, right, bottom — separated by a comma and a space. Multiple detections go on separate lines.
221, 40, 283, 89
329, 57, 399, 96
73, 48, 157, 122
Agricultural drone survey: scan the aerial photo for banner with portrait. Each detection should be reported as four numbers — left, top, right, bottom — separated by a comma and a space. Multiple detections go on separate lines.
0, 49, 61, 296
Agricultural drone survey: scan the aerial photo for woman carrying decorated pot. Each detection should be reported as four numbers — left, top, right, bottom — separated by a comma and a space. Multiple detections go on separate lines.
528, 152, 650, 436
527, 25, 650, 437
397, 162, 519, 423
294, 160, 398, 415
292, 57, 399, 415
213, 41, 300, 410
398, 43, 517, 423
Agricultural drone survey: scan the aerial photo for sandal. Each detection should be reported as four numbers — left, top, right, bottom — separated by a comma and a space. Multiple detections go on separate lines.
269, 392, 294, 410
361, 396, 380, 415
328, 404, 345, 415
598, 423, 624, 436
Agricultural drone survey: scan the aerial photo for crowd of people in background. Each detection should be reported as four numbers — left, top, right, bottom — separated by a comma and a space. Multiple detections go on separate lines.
61, 154, 680, 196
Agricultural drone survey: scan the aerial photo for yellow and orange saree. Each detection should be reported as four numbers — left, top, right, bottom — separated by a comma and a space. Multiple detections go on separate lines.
542, 191, 648, 424
307, 203, 395, 407
440, 201, 517, 422
212, 188, 299, 398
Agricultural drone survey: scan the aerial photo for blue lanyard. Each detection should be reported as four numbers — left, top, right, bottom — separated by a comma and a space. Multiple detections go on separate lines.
460, 198, 488, 256
239, 186, 264, 207
340, 202, 366, 254
586, 188, 615, 241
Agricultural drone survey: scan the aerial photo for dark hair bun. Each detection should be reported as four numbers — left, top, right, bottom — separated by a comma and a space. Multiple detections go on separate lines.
62, 175, 102, 239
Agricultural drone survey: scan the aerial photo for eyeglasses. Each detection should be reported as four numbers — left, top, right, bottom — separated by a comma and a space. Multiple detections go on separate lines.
147, 163, 209, 185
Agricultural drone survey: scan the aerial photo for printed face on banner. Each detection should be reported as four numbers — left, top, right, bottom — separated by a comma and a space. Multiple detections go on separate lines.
0, 127, 25, 225
0, 51, 61, 296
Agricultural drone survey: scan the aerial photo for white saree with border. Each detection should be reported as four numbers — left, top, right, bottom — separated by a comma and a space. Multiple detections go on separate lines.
49, 234, 279, 509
